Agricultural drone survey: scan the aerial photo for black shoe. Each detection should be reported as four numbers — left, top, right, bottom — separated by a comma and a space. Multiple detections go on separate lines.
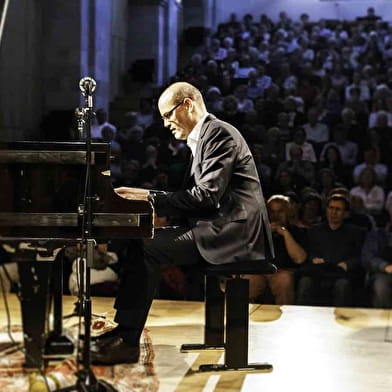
90, 335, 140, 365
92, 326, 121, 343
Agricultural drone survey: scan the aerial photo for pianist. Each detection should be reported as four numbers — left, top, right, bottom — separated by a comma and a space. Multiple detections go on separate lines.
90, 81, 271, 365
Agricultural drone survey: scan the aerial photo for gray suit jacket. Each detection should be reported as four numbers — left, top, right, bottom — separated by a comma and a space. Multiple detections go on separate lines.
154, 114, 272, 264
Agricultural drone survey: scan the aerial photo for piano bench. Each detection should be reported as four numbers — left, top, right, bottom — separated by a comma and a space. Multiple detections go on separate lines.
181, 259, 277, 372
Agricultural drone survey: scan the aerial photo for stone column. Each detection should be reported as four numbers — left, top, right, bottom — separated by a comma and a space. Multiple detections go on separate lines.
163, 0, 182, 82
43, 0, 82, 114
128, 0, 175, 87
182, 0, 217, 30
0, 0, 45, 140
181, 0, 217, 48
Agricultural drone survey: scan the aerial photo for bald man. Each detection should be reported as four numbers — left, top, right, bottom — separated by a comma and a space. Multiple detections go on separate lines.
91, 82, 272, 365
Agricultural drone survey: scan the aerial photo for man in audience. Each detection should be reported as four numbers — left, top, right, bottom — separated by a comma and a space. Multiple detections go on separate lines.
244, 195, 307, 304
296, 194, 365, 306
361, 205, 392, 308
276, 144, 315, 191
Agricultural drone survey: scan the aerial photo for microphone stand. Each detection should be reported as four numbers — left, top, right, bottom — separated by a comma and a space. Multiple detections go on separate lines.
0, 0, 10, 46
55, 79, 114, 392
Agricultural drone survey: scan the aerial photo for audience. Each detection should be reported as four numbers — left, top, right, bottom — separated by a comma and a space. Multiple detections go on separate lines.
59, 10, 392, 308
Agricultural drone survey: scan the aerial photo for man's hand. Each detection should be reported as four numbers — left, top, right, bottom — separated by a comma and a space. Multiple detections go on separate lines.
385, 264, 392, 274
312, 257, 325, 264
270, 222, 287, 236
115, 187, 149, 201
337, 261, 348, 271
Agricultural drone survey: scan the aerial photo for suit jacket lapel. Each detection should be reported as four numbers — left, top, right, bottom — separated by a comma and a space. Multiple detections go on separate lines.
190, 113, 216, 176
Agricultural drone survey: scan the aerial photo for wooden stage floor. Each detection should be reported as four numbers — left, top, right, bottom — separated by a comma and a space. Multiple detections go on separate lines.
1, 294, 392, 392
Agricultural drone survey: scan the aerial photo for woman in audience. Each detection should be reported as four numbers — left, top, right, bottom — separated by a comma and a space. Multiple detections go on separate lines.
285, 127, 317, 162
349, 166, 385, 217
318, 144, 351, 186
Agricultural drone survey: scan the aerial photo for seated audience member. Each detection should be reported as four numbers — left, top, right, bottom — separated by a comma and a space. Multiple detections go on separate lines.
120, 126, 145, 162
205, 59, 223, 87
120, 160, 142, 187
285, 127, 317, 162
91, 108, 117, 141
276, 145, 315, 191
270, 169, 298, 196
247, 68, 270, 99
117, 112, 144, 148
339, 107, 366, 150
243, 195, 307, 304
205, 86, 224, 114
234, 84, 255, 112
345, 71, 371, 103
262, 84, 285, 128
318, 144, 351, 186
316, 168, 344, 203
327, 187, 375, 231
276, 111, 294, 143
262, 127, 285, 171
345, 86, 369, 122
361, 206, 392, 308
285, 191, 301, 226
140, 144, 160, 183
232, 54, 256, 79
296, 194, 365, 307
319, 125, 358, 168
349, 167, 385, 217
282, 95, 306, 128
297, 191, 323, 228
217, 94, 245, 130
352, 148, 388, 185
135, 98, 154, 129
303, 106, 330, 153
368, 110, 392, 166
207, 38, 228, 61
368, 103, 392, 130
347, 195, 376, 232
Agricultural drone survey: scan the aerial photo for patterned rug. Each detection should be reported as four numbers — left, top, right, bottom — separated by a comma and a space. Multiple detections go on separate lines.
0, 318, 159, 392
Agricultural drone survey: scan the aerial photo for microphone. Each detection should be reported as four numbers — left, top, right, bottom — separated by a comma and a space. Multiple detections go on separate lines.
79, 77, 96, 96
75, 107, 86, 138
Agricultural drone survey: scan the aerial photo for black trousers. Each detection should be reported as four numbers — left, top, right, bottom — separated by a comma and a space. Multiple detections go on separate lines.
113, 226, 203, 341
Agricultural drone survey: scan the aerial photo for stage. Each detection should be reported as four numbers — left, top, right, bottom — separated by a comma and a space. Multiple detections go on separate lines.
1, 294, 392, 392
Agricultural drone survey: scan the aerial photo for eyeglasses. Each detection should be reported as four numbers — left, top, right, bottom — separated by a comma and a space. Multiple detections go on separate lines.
161, 98, 187, 121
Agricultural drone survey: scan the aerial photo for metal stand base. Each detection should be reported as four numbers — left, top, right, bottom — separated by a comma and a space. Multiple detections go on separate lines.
55, 368, 117, 392
181, 343, 224, 351
45, 331, 74, 357
198, 363, 273, 373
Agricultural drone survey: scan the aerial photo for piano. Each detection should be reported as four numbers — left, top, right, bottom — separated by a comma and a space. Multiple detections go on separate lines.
0, 141, 154, 367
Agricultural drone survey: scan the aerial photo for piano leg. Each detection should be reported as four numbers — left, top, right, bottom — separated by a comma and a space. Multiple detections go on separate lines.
45, 251, 74, 358
17, 255, 51, 369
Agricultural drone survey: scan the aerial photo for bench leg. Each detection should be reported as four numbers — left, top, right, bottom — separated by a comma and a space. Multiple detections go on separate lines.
181, 275, 224, 352
226, 277, 248, 367
199, 277, 273, 372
